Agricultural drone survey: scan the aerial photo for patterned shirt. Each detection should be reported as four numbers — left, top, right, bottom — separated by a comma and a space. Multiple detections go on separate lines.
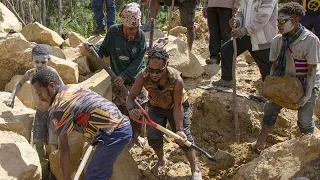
50, 85, 130, 138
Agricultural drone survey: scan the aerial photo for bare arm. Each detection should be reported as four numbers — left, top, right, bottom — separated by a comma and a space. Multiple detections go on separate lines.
173, 76, 184, 131
7, 71, 31, 107
59, 133, 71, 180
270, 60, 278, 75
301, 64, 317, 104
126, 72, 144, 111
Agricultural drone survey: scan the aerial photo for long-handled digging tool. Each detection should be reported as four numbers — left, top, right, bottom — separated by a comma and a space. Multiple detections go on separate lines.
232, 29, 240, 144
76, 45, 235, 169
73, 131, 104, 180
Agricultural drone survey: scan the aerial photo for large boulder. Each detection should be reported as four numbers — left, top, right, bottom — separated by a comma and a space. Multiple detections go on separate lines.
46, 45, 66, 59
62, 47, 82, 61
49, 56, 79, 84
0, 131, 41, 180
0, 91, 35, 142
49, 131, 85, 180
68, 31, 85, 48
74, 56, 91, 75
0, 2, 22, 33
165, 36, 204, 78
0, 33, 33, 90
21, 22, 64, 46
110, 150, 140, 180
169, 26, 187, 37
262, 75, 304, 110
232, 134, 320, 180
79, 70, 112, 100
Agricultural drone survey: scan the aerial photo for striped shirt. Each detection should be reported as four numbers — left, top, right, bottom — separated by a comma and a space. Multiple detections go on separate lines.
50, 85, 130, 138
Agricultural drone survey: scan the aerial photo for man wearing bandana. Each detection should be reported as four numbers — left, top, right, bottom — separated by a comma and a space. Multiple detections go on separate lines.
251, 2, 320, 153
97, 2, 148, 148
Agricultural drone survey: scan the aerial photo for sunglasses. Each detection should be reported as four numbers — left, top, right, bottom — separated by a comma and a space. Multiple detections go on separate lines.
146, 66, 166, 74
277, 18, 293, 24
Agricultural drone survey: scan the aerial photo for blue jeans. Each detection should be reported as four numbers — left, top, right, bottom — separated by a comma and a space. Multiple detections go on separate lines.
92, 0, 116, 29
263, 88, 319, 134
300, 13, 320, 39
84, 124, 132, 180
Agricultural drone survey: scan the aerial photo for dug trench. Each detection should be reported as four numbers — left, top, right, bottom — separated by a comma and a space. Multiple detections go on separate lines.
130, 60, 320, 180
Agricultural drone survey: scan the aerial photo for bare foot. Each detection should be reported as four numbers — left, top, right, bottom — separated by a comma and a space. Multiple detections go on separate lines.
249, 141, 266, 154
191, 170, 202, 180
151, 158, 167, 175
134, 136, 146, 148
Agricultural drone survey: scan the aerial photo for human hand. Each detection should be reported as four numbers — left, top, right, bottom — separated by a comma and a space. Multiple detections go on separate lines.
83, 42, 94, 52
202, 8, 207, 18
175, 130, 187, 146
114, 76, 124, 86
6, 98, 14, 108
232, 7, 238, 16
231, 28, 243, 38
229, 17, 238, 29
295, 96, 308, 108
129, 109, 142, 121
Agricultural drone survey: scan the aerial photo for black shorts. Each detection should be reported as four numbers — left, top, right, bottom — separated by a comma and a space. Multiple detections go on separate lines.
160, 0, 197, 28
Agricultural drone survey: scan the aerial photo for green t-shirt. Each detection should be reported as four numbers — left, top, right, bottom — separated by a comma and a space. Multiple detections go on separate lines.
98, 24, 146, 84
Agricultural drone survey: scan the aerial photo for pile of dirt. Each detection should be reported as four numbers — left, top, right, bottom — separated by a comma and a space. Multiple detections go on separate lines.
130, 53, 314, 179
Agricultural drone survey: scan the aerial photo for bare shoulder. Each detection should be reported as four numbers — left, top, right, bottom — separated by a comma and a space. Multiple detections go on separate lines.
47, 66, 59, 74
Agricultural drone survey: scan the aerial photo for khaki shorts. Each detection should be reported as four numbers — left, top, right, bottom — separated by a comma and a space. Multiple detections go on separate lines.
162, 0, 197, 28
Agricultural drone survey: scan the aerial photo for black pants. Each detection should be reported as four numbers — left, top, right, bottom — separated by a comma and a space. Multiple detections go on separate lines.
220, 35, 272, 81
147, 100, 194, 151
207, 7, 232, 59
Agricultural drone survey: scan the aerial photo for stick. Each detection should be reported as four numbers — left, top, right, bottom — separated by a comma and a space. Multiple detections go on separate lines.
149, 18, 155, 49
73, 145, 93, 180
167, 0, 175, 37
4, 0, 26, 26
232, 30, 240, 143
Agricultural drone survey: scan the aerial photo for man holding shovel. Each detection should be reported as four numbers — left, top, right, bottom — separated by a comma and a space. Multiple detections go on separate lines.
31, 68, 132, 180
252, 2, 320, 152
212, 0, 278, 88
126, 47, 202, 179
96, 2, 148, 147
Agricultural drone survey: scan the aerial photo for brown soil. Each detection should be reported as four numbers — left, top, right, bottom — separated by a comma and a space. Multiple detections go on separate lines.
130, 10, 320, 179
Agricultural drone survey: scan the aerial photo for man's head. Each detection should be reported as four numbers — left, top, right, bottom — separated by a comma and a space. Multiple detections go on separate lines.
31, 68, 62, 105
120, 3, 141, 41
146, 47, 169, 82
32, 44, 50, 70
278, 2, 306, 34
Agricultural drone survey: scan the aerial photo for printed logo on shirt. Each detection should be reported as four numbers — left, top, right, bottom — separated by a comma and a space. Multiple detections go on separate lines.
307, 0, 320, 11
119, 55, 129, 61
116, 48, 120, 51
132, 47, 137, 54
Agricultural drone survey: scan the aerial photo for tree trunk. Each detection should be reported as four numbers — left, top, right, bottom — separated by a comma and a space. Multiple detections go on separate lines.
3, 0, 26, 26
41, 0, 46, 26
18, 0, 25, 22
58, 0, 62, 35
38, 0, 42, 24
28, 1, 33, 23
